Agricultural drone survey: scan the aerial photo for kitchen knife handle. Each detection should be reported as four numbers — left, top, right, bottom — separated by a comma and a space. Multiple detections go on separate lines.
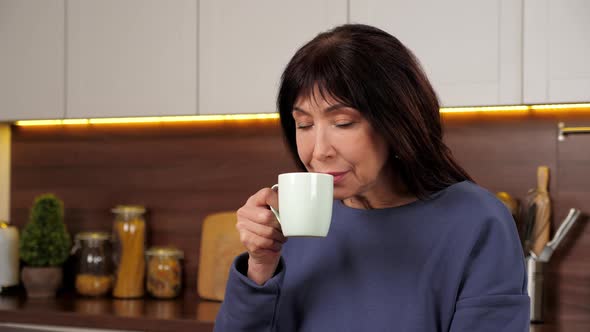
547, 208, 581, 250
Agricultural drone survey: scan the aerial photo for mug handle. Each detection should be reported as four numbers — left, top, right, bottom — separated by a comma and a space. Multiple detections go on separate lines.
270, 184, 281, 224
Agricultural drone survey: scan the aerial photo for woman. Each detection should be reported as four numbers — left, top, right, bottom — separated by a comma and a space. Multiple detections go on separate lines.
215, 24, 529, 331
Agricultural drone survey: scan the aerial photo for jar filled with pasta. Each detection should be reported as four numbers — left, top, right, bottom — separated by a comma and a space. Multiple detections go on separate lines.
73, 232, 113, 297
145, 246, 183, 299
112, 205, 147, 298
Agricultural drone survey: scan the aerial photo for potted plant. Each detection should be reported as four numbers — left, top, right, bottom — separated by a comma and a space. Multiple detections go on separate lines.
19, 194, 71, 297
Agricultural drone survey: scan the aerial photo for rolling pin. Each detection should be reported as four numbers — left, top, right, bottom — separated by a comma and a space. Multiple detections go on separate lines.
531, 166, 551, 256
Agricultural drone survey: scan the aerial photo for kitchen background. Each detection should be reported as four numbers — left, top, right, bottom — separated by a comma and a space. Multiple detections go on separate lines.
1, 0, 589, 331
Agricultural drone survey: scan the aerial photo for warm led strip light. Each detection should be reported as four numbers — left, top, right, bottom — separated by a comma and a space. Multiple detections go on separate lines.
13, 103, 590, 126
440, 105, 530, 113
441, 103, 590, 113
530, 103, 590, 110
15, 113, 280, 126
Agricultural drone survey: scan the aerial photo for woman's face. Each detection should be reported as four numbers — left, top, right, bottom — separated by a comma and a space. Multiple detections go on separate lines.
292, 92, 392, 203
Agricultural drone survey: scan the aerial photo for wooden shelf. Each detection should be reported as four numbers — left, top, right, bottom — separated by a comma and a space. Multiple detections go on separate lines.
0, 289, 217, 332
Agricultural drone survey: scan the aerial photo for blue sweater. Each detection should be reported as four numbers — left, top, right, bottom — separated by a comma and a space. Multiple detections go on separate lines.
215, 181, 530, 331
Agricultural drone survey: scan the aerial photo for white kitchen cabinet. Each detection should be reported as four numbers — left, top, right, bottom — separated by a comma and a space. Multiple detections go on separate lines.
198, 0, 347, 114
523, 0, 590, 104
0, 0, 65, 121
350, 0, 523, 107
67, 0, 197, 118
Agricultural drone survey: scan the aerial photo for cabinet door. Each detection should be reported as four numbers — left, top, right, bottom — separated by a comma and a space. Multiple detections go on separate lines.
350, 0, 523, 107
0, 0, 65, 121
524, 0, 590, 104
67, 0, 197, 118
198, 0, 347, 114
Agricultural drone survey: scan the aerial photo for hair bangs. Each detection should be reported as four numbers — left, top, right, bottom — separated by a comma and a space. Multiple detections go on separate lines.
288, 57, 355, 111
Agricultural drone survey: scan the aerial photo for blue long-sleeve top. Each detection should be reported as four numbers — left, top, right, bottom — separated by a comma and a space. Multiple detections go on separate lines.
215, 181, 530, 331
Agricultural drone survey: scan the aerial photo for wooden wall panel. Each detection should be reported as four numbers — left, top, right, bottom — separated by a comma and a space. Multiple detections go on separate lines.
443, 113, 590, 324
549, 117, 590, 324
10, 113, 590, 324
10, 120, 299, 298
444, 117, 558, 196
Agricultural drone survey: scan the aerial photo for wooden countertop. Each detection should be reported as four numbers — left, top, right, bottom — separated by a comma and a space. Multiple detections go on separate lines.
530, 322, 590, 332
0, 290, 217, 332
1, 290, 589, 332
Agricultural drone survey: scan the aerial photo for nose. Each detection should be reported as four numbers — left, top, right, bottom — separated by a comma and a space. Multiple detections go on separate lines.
311, 125, 335, 161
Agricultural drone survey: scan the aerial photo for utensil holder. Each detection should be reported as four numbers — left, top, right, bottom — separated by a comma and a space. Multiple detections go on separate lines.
527, 256, 544, 323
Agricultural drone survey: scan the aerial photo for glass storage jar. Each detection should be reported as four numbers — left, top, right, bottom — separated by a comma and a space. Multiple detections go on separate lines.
73, 232, 113, 297
145, 246, 183, 299
112, 205, 147, 298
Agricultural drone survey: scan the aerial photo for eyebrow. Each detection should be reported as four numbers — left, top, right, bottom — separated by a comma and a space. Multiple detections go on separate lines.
292, 103, 349, 115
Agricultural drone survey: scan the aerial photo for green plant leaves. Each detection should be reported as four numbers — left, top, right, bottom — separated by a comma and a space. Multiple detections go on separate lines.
19, 194, 72, 267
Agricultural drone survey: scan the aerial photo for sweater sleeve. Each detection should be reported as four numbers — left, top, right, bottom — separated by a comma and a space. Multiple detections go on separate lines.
214, 253, 285, 332
449, 211, 530, 332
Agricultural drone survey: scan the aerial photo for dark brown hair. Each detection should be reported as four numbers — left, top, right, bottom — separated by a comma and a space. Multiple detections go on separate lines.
277, 24, 472, 199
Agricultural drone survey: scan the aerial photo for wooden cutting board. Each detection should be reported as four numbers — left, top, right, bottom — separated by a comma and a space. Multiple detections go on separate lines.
197, 212, 245, 301
197, 301, 222, 322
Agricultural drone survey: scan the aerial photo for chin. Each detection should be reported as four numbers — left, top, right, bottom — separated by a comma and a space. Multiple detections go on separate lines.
333, 187, 355, 201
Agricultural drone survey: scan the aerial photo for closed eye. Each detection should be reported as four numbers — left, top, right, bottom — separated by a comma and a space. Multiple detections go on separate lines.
335, 122, 354, 128
296, 123, 313, 130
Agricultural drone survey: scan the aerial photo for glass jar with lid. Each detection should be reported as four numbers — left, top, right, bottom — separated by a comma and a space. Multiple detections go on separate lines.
145, 246, 183, 299
73, 232, 113, 297
112, 205, 147, 298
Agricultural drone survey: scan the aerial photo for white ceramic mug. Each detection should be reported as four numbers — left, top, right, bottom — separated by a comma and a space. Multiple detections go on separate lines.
270, 172, 334, 237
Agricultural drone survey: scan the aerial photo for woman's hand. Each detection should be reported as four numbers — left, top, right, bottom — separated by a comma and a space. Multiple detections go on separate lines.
236, 188, 287, 285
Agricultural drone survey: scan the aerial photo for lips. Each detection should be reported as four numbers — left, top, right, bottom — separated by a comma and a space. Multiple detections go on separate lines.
323, 171, 348, 184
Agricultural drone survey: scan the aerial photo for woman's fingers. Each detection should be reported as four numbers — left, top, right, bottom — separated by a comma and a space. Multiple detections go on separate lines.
246, 187, 279, 212
239, 229, 284, 254
236, 187, 286, 266
236, 215, 287, 243
237, 205, 282, 231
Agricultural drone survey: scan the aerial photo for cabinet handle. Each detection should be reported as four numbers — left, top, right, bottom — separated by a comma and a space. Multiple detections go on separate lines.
558, 122, 590, 141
